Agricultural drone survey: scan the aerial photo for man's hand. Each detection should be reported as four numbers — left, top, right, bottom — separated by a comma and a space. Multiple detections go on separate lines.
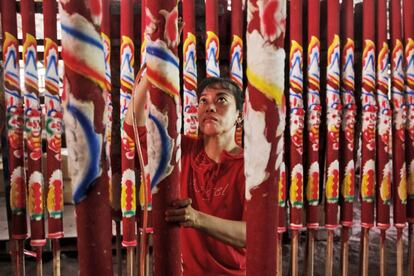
165, 198, 200, 228
166, 198, 246, 248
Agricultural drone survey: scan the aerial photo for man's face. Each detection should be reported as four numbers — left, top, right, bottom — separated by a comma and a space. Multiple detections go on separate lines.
197, 86, 239, 137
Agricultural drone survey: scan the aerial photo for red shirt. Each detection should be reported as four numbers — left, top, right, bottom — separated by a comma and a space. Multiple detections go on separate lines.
124, 122, 246, 275
181, 135, 246, 276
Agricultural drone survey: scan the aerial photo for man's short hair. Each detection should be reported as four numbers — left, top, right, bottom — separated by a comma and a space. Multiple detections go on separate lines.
197, 77, 244, 111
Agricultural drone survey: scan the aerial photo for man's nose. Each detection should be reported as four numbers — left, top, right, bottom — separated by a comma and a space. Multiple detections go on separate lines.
205, 102, 216, 112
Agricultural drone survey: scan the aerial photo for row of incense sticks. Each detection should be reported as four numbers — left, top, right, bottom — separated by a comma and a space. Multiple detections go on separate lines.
2, 0, 114, 275
281, 0, 414, 275
2, 0, 63, 275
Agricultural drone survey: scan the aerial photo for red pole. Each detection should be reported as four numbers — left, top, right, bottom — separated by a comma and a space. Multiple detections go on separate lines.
205, 0, 220, 77
277, 105, 287, 274
120, 0, 135, 132
141, 0, 146, 66
101, 0, 111, 94
101, 1, 121, 275
339, 0, 355, 229
339, 1, 355, 275
120, 1, 137, 274
1, 0, 27, 274
306, 0, 321, 233
277, 102, 287, 274
245, 0, 286, 274
145, 1, 181, 274
360, 0, 377, 229
100, 0, 113, 207
305, 1, 321, 274
182, 0, 199, 137
21, 3, 46, 273
288, 0, 304, 230
325, 0, 341, 230
404, 0, 414, 228
230, 0, 243, 88
391, 0, 407, 230
390, 0, 407, 275
277, 157, 287, 275
101, 0, 114, 215
376, 0, 392, 232
230, 0, 244, 146
360, 0, 376, 275
288, 0, 304, 274
44, 0, 63, 241
325, 0, 342, 274
43, 1, 63, 275
59, 1, 113, 275
376, 1, 392, 274
120, 0, 137, 247
403, 0, 414, 274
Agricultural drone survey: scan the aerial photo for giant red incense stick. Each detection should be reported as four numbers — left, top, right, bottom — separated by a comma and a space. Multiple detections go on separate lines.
305, 1, 321, 273
21, 1, 46, 273
43, 1, 63, 275
277, 112, 287, 274
325, 0, 342, 274
2, 0, 26, 240
120, 0, 137, 247
140, 0, 147, 66
101, 0, 112, 185
231, 0, 244, 146
144, 1, 182, 274
138, 1, 154, 273
44, 0, 63, 242
1, 1, 27, 274
100, 1, 120, 274
339, 1, 355, 275
403, 0, 414, 274
230, 0, 243, 88
100, 0, 113, 206
101, 0, 114, 214
245, 0, 286, 274
376, 1, 392, 275
390, 0, 407, 275
120, 1, 137, 274
404, 0, 414, 222
183, 0, 198, 137
339, 0, 355, 232
391, 0, 407, 231
205, 0, 220, 77
288, 1, 304, 275
59, 1, 113, 274
376, 0, 392, 234
277, 157, 287, 275
360, 1, 377, 275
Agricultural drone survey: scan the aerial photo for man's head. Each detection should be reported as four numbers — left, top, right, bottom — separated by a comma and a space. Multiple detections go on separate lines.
197, 77, 243, 111
197, 77, 243, 137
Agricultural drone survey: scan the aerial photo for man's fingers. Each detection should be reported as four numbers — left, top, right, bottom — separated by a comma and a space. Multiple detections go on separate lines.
179, 221, 193, 228
165, 208, 186, 216
165, 214, 188, 223
171, 198, 192, 208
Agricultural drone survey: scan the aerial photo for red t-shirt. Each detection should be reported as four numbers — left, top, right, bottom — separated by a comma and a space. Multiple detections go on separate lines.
124, 122, 246, 275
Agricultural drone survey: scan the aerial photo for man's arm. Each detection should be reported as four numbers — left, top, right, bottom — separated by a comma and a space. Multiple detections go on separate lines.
165, 199, 246, 248
124, 73, 149, 127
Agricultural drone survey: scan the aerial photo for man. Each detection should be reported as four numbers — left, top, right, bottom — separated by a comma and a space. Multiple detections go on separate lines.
125, 75, 246, 275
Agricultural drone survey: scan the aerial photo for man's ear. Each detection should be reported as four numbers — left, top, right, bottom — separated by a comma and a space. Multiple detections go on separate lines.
236, 114, 243, 126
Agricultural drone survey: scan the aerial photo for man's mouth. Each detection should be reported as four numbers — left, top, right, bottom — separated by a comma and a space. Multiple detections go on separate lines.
203, 116, 218, 122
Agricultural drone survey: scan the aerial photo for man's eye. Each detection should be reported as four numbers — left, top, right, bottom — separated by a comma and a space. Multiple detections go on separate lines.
217, 97, 227, 103
199, 98, 207, 104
